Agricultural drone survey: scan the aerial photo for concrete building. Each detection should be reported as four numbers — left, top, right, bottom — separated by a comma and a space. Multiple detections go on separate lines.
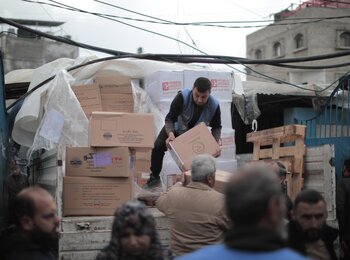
246, 0, 350, 84
0, 19, 79, 74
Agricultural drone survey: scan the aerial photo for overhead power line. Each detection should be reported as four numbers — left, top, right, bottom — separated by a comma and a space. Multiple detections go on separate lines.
2, 15, 350, 67
1, 15, 350, 93
22, 0, 350, 29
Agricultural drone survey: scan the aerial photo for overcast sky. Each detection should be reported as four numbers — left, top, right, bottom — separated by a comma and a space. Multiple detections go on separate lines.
1, 0, 299, 59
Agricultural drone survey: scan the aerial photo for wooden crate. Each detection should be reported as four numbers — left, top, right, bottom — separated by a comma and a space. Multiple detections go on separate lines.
246, 125, 306, 200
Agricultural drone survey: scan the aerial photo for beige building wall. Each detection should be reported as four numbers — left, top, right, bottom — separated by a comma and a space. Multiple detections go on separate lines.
246, 7, 350, 84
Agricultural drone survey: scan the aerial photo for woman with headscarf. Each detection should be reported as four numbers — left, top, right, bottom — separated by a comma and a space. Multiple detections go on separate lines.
96, 201, 174, 260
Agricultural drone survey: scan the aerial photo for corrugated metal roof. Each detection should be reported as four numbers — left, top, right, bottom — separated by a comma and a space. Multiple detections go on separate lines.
242, 80, 333, 97
0, 18, 64, 27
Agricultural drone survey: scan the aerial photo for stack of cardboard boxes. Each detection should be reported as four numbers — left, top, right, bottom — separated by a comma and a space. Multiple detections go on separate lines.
63, 76, 154, 216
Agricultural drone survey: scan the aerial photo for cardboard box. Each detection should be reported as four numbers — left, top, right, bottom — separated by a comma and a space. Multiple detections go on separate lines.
183, 70, 233, 101
101, 93, 134, 113
72, 84, 102, 116
94, 75, 133, 94
169, 122, 220, 171
165, 174, 180, 189
184, 170, 232, 193
143, 71, 184, 103
66, 147, 130, 177
89, 112, 155, 148
135, 171, 150, 187
63, 176, 133, 216
135, 148, 152, 172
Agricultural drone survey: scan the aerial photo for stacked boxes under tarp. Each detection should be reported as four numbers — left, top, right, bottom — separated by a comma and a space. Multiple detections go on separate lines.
63, 77, 155, 216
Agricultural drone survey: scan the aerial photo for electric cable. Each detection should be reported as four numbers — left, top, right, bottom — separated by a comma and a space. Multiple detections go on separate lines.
1, 15, 350, 92
21, 0, 350, 29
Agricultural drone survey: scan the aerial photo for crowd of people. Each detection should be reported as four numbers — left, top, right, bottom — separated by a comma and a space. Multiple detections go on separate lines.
1, 155, 349, 260
0, 77, 349, 259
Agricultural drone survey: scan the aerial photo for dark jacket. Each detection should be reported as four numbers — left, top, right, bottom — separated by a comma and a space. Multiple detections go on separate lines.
0, 226, 58, 260
164, 91, 222, 141
336, 177, 350, 240
288, 220, 338, 260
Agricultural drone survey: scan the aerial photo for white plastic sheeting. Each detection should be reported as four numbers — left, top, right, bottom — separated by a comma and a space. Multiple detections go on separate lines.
13, 57, 242, 150
27, 70, 89, 160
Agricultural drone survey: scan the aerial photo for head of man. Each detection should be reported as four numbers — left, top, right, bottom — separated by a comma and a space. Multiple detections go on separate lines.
11, 164, 21, 177
192, 77, 212, 106
292, 189, 327, 242
343, 157, 350, 178
13, 186, 60, 245
269, 161, 287, 186
191, 154, 216, 187
225, 165, 285, 231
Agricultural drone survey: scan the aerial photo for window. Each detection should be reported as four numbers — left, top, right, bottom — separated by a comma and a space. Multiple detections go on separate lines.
340, 32, 350, 47
255, 49, 262, 59
273, 42, 282, 57
294, 34, 304, 49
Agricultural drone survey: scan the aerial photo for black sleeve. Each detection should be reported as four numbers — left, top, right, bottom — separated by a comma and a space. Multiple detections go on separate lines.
164, 92, 183, 135
336, 180, 346, 238
210, 105, 222, 142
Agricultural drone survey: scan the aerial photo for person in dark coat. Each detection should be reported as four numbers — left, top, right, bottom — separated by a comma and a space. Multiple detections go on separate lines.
0, 186, 60, 260
269, 161, 293, 220
96, 201, 173, 260
336, 157, 350, 260
288, 189, 338, 260
5, 163, 28, 224
145, 77, 222, 188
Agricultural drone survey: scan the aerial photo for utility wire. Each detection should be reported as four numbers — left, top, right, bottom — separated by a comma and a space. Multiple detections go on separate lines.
43, 0, 252, 77
0, 16, 130, 56
18, 0, 347, 76
6, 54, 348, 113
3, 15, 350, 67
22, 0, 350, 29
1, 15, 350, 91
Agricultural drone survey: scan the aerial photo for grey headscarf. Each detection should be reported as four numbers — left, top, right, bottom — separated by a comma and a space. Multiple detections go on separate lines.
96, 201, 173, 260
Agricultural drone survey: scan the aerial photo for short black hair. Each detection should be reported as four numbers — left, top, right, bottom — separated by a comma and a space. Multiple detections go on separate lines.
193, 77, 212, 93
225, 166, 282, 226
294, 189, 325, 210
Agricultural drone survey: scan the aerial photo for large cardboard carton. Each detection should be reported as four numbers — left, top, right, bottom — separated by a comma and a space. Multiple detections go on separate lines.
101, 93, 134, 113
89, 112, 155, 148
72, 84, 102, 116
63, 176, 133, 216
134, 148, 152, 172
66, 147, 130, 177
183, 70, 233, 101
94, 75, 133, 94
169, 122, 220, 171
184, 170, 232, 193
143, 71, 184, 103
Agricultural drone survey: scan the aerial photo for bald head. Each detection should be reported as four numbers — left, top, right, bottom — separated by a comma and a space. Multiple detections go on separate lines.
225, 164, 284, 228
13, 186, 54, 228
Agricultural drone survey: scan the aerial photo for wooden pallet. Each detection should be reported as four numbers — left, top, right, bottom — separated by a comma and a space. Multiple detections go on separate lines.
246, 125, 306, 200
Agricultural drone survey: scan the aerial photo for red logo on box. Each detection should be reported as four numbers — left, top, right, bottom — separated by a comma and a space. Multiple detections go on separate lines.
162, 81, 182, 92
162, 82, 169, 91
211, 79, 218, 88
192, 142, 205, 154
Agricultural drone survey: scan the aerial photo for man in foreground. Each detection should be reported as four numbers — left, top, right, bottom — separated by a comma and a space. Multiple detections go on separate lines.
146, 77, 222, 188
156, 154, 230, 256
337, 157, 350, 260
288, 189, 338, 260
1, 186, 60, 260
180, 164, 306, 260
